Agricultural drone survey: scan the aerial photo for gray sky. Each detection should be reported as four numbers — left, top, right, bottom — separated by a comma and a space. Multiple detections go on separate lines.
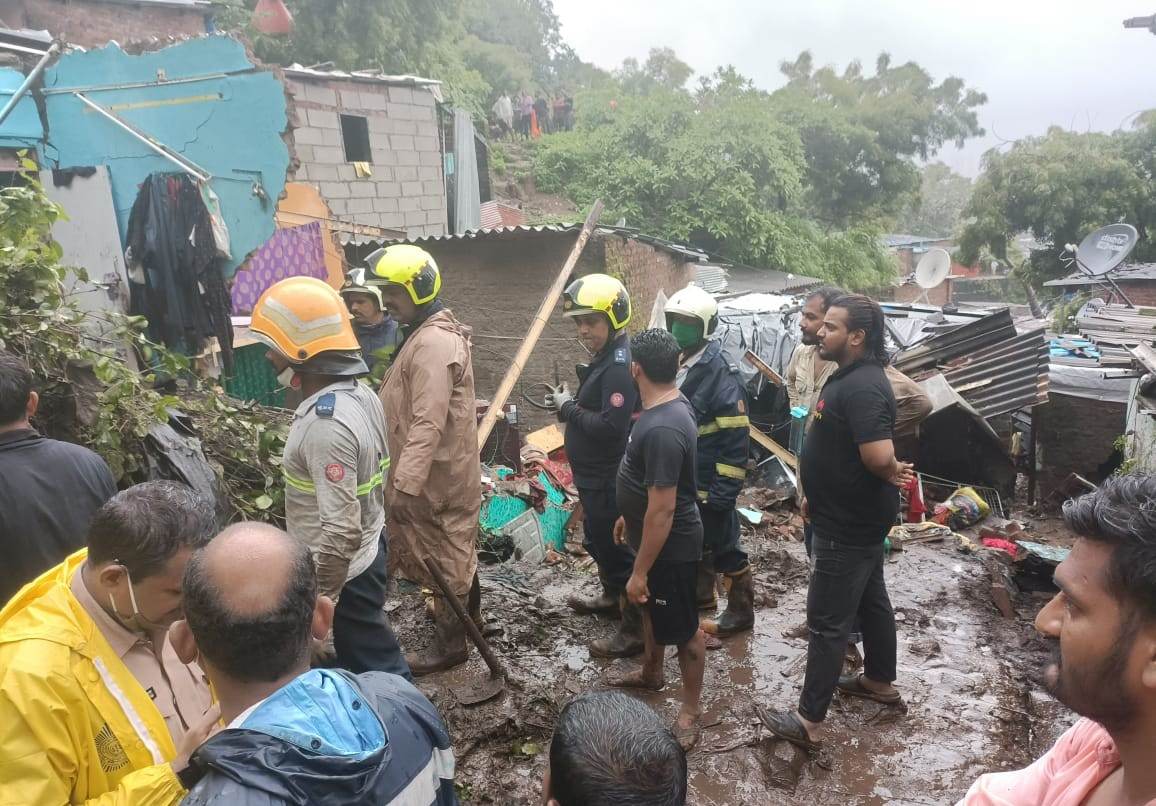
552, 0, 1156, 177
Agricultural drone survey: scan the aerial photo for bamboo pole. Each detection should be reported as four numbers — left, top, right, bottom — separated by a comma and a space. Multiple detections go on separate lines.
476, 200, 604, 450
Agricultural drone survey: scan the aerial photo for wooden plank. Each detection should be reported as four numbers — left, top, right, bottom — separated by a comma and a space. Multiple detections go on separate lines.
524, 424, 565, 454
750, 425, 798, 470
1129, 343, 1156, 374
743, 350, 785, 386
476, 200, 604, 450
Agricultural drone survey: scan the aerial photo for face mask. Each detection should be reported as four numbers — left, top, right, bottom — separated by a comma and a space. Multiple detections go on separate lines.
108, 567, 171, 635
670, 320, 703, 351
277, 367, 296, 389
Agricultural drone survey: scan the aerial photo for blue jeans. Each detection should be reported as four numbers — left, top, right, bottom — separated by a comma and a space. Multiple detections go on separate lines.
798, 532, 897, 723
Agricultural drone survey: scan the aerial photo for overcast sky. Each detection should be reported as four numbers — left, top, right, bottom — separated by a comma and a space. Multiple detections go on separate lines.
551, 0, 1156, 177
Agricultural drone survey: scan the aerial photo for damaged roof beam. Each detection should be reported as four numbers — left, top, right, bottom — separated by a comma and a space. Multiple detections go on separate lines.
0, 42, 60, 128
74, 91, 210, 181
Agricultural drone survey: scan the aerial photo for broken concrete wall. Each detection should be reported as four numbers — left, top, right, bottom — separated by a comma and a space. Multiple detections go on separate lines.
0, 0, 210, 49
0, 65, 43, 151
285, 74, 446, 239
1037, 392, 1125, 496
39, 36, 291, 276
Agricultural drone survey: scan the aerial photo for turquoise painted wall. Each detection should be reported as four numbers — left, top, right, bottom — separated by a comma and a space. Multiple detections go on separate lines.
0, 68, 44, 150
41, 36, 289, 276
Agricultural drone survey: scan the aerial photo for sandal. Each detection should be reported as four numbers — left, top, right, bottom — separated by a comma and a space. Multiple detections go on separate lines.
754, 705, 821, 751
672, 718, 702, 751
836, 673, 902, 705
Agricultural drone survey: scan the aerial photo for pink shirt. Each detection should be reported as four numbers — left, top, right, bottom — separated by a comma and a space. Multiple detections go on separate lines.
959, 718, 1156, 805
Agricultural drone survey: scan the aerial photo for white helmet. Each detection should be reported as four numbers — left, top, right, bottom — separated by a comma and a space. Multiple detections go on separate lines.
665, 284, 719, 338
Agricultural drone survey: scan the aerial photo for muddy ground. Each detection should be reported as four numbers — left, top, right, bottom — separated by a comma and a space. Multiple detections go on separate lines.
389, 505, 1077, 805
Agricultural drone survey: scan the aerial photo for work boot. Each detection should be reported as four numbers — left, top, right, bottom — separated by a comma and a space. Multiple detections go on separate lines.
406, 596, 469, 676
567, 574, 620, 615
696, 561, 719, 611
588, 596, 644, 658
468, 572, 484, 631
702, 568, 756, 637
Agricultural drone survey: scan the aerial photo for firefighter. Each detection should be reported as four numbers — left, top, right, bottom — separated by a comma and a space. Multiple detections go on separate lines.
250, 276, 410, 679
549, 273, 641, 657
339, 268, 402, 385
368, 244, 482, 676
665, 285, 755, 636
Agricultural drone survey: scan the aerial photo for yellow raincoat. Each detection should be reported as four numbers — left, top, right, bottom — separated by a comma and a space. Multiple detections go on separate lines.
0, 550, 186, 805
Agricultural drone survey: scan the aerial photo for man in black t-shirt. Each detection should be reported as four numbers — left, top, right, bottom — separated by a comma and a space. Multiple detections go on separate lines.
757, 295, 914, 752
606, 329, 706, 752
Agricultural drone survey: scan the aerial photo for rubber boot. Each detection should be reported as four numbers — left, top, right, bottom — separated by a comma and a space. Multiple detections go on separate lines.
468, 572, 484, 631
702, 568, 755, 637
588, 596, 644, 658
696, 560, 719, 611
406, 596, 469, 676
567, 573, 620, 615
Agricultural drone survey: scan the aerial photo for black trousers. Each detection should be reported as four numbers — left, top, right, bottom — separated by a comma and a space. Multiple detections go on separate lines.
798, 531, 897, 723
804, 522, 861, 644
333, 533, 412, 681
577, 482, 634, 591
697, 503, 748, 574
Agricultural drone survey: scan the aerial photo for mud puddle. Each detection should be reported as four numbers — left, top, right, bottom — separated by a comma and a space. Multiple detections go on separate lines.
388, 514, 1066, 804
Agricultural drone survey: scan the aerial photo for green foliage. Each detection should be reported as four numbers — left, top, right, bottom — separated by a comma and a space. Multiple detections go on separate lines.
772, 52, 986, 229
959, 119, 1156, 288
1051, 292, 1092, 335
0, 166, 288, 523
894, 162, 973, 237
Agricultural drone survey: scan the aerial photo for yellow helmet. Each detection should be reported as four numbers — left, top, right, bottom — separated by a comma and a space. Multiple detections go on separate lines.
364, 244, 441, 305
250, 276, 361, 363
562, 273, 631, 331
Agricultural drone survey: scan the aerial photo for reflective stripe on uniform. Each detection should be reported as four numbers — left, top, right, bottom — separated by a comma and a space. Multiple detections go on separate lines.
697, 490, 709, 501
286, 456, 390, 497
715, 462, 747, 480
698, 415, 750, 437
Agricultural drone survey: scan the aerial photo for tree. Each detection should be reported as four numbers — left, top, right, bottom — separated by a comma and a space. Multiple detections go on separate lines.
959, 121, 1156, 286
532, 88, 897, 289
895, 162, 972, 237
770, 52, 986, 230
615, 47, 694, 95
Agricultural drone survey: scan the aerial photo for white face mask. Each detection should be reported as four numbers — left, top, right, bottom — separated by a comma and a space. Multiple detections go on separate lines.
108, 567, 171, 635
277, 367, 296, 389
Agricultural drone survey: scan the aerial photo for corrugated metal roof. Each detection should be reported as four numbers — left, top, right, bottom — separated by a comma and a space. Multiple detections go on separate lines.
371, 224, 712, 264
893, 308, 1049, 418
883, 233, 951, 248
90, 0, 211, 8
694, 264, 729, 294
722, 263, 824, 295
284, 64, 442, 88
1044, 262, 1156, 287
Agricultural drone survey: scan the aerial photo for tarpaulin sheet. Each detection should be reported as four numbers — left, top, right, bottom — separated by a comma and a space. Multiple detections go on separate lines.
230, 222, 326, 314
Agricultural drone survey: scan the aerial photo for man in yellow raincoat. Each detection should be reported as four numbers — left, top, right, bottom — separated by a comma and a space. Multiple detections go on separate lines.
0, 481, 221, 804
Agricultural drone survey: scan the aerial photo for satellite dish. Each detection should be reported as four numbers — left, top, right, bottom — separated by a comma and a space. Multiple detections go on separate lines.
1075, 223, 1138, 277
914, 248, 952, 289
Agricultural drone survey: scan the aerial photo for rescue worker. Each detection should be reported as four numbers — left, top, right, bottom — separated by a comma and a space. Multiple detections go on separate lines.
251, 276, 410, 680
368, 244, 482, 676
340, 268, 402, 385
550, 273, 641, 658
665, 285, 755, 636
0, 482, 220, 804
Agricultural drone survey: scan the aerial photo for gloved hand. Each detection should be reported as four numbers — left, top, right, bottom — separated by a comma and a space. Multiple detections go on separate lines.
546, 382, 573, 411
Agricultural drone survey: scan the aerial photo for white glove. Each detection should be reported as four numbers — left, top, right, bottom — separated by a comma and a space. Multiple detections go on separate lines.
547, 382, 573, 410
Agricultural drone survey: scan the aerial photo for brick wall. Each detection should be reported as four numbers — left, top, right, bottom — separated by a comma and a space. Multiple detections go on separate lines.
0, 0, 207, 46
1116, 281, 1156, 307
399, 230, 694, 432
285, 76, 445, 239
1037, 392, 1125, 496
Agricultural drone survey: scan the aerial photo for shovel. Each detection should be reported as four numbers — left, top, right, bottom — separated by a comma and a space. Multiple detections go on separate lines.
421, 555, 507, 706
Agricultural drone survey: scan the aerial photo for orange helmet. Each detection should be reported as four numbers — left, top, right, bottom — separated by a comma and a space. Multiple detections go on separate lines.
249, 277, 361, 364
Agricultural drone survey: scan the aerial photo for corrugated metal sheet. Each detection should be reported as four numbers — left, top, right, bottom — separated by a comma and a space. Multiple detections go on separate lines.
694, 264, 729, 294
479, 200, 525, 230
1044, 263, 1156, 287
893, 309, 1049, 418
283, 64, 442, 89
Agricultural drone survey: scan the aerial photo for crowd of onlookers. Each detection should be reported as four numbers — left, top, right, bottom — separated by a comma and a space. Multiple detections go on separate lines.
491, 89, 574, 140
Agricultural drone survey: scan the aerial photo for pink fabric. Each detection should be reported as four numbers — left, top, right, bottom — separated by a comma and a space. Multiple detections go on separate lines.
958, 718, 1153, 805
230, 222, 326, 314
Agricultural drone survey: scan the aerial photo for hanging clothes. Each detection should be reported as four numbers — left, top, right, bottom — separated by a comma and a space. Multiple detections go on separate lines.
125, 173, 235, 374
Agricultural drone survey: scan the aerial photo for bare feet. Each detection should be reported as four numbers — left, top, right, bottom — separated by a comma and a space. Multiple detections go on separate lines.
673, 710, 702, 751
604, 667, 665, 691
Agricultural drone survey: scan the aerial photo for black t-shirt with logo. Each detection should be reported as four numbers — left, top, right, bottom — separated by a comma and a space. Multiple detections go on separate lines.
800, 360, 899, 545
615, 396, 704, 565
